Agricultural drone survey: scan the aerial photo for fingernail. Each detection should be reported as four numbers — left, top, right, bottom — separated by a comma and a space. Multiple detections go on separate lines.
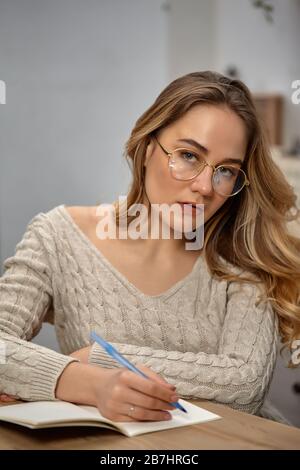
171, 395, 179, 402
163, 412, 172, 420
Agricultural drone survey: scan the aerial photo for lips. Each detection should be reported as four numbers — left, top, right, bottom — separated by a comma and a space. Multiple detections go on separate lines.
178, 201, 198, 208
177, 202, 203, 213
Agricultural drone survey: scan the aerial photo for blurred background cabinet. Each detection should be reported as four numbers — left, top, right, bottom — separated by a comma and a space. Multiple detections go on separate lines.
253, 94, 283, 146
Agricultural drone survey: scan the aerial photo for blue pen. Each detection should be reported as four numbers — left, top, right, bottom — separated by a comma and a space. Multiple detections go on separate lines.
90, 331, 187, 413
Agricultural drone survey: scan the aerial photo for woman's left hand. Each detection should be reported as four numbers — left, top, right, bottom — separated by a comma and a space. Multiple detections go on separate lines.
0, 346, 91, 402
0, 394, 18, 402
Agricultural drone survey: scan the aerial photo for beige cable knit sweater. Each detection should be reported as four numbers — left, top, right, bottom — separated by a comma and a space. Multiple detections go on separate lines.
0, 204, 279, 415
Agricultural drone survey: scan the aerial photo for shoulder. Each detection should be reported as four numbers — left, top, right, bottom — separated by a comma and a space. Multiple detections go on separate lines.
64, 205, 92, 225
64, 205, 98, 233
21, 204, 97, 241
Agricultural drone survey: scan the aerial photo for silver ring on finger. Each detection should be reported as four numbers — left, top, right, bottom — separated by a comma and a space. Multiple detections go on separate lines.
128, 405, 135, 418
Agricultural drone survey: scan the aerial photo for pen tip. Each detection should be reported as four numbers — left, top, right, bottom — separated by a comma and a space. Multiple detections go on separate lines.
179, 403, 187, 413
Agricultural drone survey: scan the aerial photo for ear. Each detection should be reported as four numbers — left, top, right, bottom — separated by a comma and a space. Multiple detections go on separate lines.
144, 139, 155, 167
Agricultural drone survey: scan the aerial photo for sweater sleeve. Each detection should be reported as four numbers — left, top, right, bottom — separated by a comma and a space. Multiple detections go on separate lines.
0, 216, 79, 401
89, 280, 279, 414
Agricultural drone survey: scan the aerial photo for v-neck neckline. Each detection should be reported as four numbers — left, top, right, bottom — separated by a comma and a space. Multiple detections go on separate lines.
58, 204, 203, 302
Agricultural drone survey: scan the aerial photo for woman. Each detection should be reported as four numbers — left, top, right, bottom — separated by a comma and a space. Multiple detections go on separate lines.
0, 71, 299, 422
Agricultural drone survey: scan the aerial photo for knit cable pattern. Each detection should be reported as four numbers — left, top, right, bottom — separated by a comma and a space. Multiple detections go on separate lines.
0, 205, 279, 414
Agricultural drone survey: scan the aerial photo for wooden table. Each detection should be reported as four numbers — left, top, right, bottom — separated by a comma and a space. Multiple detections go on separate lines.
0, 400, 300, 450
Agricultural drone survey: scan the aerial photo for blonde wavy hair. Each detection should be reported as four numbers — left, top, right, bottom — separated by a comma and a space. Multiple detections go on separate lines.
115, 71, 300, 354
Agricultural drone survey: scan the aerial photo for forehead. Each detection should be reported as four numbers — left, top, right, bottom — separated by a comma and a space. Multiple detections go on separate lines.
168, 104, 247, 152
173, 104, 244, 131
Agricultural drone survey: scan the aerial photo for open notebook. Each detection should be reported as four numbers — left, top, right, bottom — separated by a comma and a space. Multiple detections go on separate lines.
0, 399, 220, 437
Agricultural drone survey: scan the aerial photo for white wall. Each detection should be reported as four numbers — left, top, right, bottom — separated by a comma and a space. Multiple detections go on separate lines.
166, 0, 217, 80
0, 0, 168, 270
165, 0, 300, 150
0, 0, 168, 351
214, 0, 300, 149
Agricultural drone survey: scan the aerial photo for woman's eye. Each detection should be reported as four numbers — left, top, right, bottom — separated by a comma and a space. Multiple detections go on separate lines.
220, 167, 229, 174
219, 166, 235, 177
181, 151, 198, 162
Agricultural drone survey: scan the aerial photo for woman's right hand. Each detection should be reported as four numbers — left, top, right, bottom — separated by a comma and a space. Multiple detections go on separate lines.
93, 364, 178, 422
56, 361, 178, 422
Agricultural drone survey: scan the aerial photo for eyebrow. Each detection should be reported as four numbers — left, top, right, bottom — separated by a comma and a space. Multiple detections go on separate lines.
176, 138, 244, 166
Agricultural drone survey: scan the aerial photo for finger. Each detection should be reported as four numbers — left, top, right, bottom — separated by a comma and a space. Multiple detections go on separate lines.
136, 364, 176, 390
121, 404, 172, 422
120, 387, 175, 411
99, 398, 172, 423
109, 402, 172, 422
120, 370, 179, 404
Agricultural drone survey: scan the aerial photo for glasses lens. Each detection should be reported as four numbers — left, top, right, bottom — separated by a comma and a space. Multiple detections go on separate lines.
212, 166, 246, 196
169, 149, 205, 180
168, 149, 247, 196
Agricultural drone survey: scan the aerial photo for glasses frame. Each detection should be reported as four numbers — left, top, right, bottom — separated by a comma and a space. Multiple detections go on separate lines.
153, 135, 250, 197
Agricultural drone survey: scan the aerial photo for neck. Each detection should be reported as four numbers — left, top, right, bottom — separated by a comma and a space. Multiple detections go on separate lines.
116, 200, 200, 260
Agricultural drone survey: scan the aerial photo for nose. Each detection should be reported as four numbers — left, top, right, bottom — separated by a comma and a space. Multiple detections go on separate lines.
190, 165, 214, 197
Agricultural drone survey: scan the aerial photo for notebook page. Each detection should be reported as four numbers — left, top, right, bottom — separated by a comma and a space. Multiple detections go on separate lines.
82, 400, 221, 437
0, 401, 113, 427
113, 400, 220, 437
0, 399, 221, 436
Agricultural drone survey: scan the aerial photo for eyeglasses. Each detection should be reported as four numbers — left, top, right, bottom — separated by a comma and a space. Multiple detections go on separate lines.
154, 135, 250, 197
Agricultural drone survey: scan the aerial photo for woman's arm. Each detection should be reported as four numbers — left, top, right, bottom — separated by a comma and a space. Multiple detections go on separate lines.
87, 280, 279, 415
0, 345, 91, 402
0, 216, 79, 401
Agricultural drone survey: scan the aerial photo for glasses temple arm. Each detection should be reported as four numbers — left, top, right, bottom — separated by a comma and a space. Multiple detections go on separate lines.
153, 135, 170, 156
